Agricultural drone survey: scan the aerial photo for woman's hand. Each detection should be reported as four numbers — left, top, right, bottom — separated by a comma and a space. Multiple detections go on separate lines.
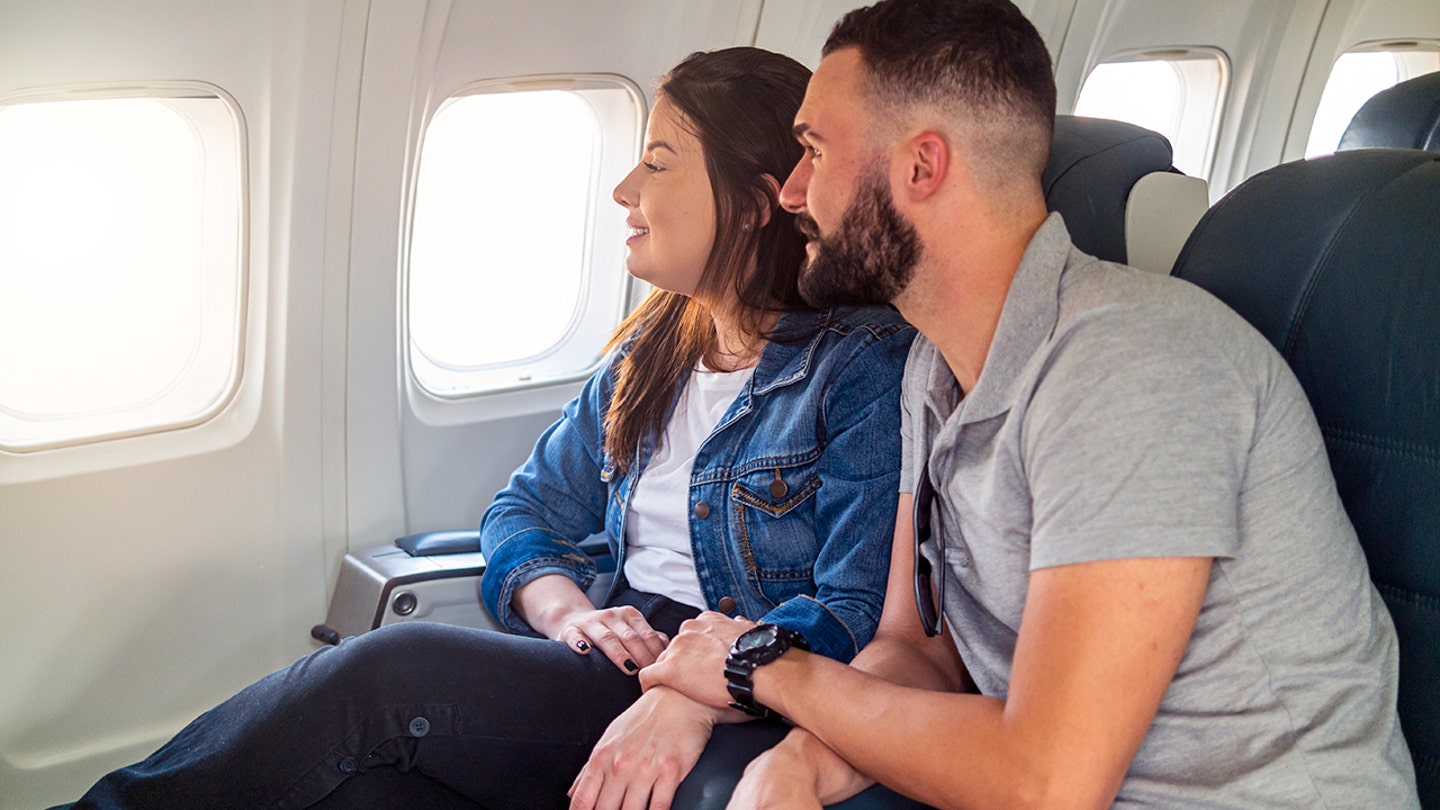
513, 575, 669, 675
568, 686, 735, 810
555, 605, 670, 674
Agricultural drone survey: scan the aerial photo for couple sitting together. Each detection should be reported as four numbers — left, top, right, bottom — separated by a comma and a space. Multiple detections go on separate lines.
63, 0, 1419, 807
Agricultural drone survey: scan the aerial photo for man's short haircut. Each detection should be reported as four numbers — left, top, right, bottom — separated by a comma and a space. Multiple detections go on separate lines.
824, 0, 1057, 190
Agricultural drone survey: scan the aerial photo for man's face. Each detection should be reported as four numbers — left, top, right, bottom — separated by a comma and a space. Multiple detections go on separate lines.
780, 48, 923, 308
796, 160, 921, 307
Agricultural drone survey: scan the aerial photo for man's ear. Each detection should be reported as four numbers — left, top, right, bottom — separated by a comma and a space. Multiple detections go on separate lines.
903, 131, 949, 201
752, 173, 782, 229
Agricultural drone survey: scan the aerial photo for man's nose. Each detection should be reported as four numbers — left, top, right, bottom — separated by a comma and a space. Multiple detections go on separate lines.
779, 156, 810, 214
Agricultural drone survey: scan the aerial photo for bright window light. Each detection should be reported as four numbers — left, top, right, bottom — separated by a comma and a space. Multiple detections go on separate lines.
1306, 48, 1440, 157
1074, 52, 1227, 178
0, 90, 244, 450
408, 80, 640, 396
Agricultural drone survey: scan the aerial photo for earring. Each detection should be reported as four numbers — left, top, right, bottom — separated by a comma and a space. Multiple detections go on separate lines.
742, 222, 752, 231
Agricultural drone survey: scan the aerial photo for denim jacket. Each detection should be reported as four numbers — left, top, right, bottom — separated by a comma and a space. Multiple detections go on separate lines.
479, 306, 914, 663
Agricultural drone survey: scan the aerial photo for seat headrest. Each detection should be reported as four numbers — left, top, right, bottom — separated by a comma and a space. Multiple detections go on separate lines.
1338, 70, 1440, 152
1171, 148, 1440, 802
1043, 115, 1176, 265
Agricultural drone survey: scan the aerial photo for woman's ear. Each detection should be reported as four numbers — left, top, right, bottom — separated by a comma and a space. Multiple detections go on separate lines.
752, 173, 783, 229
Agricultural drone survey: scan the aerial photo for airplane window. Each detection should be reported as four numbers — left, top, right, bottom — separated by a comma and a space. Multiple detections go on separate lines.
1305, 46, 1440, 157
0, 89, 244, 451
408, 80, 641, 396
1074, 50, 1227, 179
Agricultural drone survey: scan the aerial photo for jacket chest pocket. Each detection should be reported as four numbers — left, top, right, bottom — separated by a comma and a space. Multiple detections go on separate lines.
730, 464, 822, 607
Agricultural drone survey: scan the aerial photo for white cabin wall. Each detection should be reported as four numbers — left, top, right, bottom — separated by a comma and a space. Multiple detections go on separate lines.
755, 0, 1079, 69
1052, 0, 1330, 199
5, 0, 1432, 806
1283, 0, 1440, 160
0, 2, 359, 807
348, 0, 769, 552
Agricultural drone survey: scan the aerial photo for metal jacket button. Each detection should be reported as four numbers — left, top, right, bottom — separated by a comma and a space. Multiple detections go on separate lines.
694, 501, 710, 519
717, 596, 737, 613
770, 470, 788, 498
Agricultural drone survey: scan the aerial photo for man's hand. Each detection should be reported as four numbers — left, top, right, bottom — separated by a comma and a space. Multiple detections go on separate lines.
568, 686, 737, 810
726, 728, 875, 810
639, 612, 754, 708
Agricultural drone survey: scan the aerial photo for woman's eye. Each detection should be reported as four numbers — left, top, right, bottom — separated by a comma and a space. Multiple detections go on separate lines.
643, 161, 662, 173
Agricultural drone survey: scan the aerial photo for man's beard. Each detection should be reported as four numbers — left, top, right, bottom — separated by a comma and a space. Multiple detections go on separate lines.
797, 164, 922, 308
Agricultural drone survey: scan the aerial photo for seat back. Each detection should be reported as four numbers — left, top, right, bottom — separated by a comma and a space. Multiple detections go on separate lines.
1044, 115, 1207, 274
1172, 149, 1440, 807
1339, 70, 1440, 152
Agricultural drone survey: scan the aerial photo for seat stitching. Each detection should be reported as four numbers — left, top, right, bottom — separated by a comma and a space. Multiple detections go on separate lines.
1321, 425, 1440, 465
1282, 162, 1425, 361
1374, 583, 1440, 615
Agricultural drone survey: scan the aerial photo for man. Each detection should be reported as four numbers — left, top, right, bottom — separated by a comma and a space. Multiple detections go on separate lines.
638, 0, 1420, 806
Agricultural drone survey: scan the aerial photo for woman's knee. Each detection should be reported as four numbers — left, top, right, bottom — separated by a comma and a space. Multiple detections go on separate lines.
285, 623, 483, 697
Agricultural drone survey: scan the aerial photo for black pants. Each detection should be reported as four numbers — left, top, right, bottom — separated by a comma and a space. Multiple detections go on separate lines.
68, 589, 711, 809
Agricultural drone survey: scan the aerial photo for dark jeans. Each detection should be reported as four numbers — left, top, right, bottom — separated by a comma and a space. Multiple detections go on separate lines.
67, 589, 704, 809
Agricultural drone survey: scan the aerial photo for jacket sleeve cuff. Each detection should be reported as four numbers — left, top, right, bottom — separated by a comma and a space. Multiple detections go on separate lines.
759, 594, 863, 663
481, 531, 598, 636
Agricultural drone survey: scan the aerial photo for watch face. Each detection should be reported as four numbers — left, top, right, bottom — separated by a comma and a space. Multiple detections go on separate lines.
736, 624, 778, 653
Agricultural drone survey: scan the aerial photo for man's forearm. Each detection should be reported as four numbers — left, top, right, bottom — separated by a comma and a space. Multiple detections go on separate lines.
752, 649, 1014, 810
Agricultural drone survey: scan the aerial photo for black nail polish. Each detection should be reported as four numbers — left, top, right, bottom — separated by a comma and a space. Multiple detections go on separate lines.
576, 640, 589, 652
624, 659, 638, 672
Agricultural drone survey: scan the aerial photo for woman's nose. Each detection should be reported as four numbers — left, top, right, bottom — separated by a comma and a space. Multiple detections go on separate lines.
613, 164, 641, 208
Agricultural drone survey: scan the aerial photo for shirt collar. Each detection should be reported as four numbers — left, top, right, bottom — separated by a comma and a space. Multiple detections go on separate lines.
925, 212, 1072, 426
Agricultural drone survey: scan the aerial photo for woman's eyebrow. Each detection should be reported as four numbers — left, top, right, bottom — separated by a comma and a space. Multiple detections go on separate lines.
645, 140, 678, 154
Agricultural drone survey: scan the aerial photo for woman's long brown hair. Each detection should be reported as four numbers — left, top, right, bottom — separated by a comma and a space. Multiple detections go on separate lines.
603, 48, 813, 474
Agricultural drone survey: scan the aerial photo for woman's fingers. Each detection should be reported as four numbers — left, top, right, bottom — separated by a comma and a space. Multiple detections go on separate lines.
560, 626, 593, 655
560, 606, 668, 675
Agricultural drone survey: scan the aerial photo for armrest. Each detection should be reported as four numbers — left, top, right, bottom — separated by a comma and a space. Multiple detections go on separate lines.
396, 529, 482, 556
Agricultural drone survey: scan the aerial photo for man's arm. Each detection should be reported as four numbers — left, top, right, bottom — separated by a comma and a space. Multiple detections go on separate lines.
646, 494, 1212, 808
644, 494, 966, 804
725, 494, 971, 805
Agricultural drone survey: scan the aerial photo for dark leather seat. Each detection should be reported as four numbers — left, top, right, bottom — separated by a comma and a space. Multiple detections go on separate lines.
1338, 70, 1440, 152
1042, 114, 1177, 264
1172, 148, 1440, 808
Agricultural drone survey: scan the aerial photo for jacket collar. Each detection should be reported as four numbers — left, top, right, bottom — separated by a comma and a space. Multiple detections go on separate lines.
750, 309, 832, 396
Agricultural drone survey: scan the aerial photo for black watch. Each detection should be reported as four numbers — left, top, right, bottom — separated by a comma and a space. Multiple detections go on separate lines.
724, 623, 809, 718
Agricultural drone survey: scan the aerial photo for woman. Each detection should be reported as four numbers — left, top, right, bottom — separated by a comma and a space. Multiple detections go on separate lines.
62, 47, 913, 809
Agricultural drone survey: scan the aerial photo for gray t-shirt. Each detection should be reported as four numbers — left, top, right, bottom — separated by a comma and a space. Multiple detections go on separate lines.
899, 213, 1417, 806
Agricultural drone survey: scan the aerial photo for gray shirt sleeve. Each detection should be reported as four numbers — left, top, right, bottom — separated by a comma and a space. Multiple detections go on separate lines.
1020, 296, 1259, 571
898, 337, 930, 495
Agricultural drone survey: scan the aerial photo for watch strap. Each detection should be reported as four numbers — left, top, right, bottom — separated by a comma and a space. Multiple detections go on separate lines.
724, 624, 809, 718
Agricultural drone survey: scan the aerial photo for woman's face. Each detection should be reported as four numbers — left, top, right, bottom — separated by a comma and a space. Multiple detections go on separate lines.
612, 96, 717, 297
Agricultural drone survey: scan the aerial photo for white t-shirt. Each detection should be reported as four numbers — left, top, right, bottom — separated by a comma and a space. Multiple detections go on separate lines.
623, 362, 754, 610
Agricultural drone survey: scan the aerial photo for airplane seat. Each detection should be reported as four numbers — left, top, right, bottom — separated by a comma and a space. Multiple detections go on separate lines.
1170, 148, 1440, 808
1044, 114, 1209, 275
1338, 70, 1440, 152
